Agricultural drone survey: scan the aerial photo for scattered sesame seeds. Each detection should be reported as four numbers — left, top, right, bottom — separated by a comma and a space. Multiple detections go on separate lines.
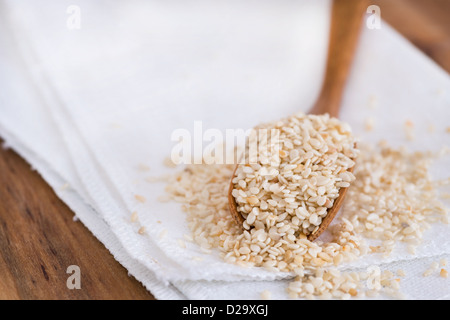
192, 256, 204, 262
430, 261, 440, 270
365, 117, 375, 132
161, 114, 449, 299
138, 227, 146, 235
164, 156, 177, 168
60, 183, 70, 191
404, 120, 415, 141
348, 288, 358, 297
131, 211, 139, 222
135, 194, 147, 203
404, 120, 414, 128
159, 229, 168, 239
440, 269, 448, 278
423, 262, 440, 277
397, 269, 406, 277
178, 239, 187, 249
344, 142, 448, 257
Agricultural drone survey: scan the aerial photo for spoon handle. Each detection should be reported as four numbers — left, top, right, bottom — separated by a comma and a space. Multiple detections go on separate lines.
310, 0, 368, 118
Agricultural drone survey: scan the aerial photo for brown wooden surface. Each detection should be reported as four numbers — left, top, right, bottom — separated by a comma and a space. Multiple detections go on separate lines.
0, 143, 154, 300
0, 0, 449, 300
376, 0, 450, 73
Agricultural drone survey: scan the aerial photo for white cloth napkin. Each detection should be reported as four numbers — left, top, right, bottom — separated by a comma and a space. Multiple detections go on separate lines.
1, 0, 449, 299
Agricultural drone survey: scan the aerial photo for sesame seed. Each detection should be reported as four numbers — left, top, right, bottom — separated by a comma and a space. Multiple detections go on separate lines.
178, 239, 186, 248
134, 194, 147, 203
261, 290, 271, 300
130, 211, 139, 222
159, 229, 168, 239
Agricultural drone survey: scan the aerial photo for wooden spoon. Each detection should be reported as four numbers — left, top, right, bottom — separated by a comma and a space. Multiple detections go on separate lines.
228, 0, 367, 241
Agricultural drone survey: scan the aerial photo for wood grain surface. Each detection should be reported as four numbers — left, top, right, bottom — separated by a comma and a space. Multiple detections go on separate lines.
377, 0, 450, 73
0, 143, 154, 300
0, 0, 449, 300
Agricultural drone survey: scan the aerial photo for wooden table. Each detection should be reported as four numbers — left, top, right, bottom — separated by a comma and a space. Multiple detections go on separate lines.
0, 0, 449, 300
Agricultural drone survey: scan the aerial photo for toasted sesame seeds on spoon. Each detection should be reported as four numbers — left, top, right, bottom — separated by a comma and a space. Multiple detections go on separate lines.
228, 0, 367, 241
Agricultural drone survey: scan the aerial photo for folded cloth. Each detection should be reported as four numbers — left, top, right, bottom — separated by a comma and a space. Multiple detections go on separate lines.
1, 0, 449, 299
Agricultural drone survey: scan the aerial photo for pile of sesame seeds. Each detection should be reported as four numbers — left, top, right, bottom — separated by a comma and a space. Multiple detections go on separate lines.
231, 113, 358, 237
163, 116, 449, 300
342, 142, 449, 257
